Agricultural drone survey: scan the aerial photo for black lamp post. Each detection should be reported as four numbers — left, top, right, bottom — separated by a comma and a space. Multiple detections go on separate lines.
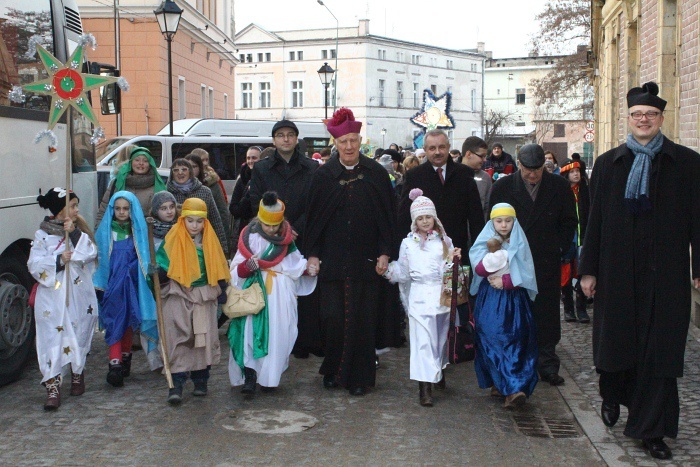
317, 62, 335, 119
154, 0, 183, 136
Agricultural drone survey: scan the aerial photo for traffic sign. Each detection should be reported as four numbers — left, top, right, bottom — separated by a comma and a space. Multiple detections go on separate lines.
584, 132, 594, 143
586, 121, 595, 132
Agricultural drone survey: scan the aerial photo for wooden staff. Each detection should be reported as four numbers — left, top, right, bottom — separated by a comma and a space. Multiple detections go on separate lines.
146, 217, 173, 388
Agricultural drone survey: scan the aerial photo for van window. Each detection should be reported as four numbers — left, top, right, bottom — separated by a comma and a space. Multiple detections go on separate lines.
136, 140, 163, 167
172, 143, 237, 181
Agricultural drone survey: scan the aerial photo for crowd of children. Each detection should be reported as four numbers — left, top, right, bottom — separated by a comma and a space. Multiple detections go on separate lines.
29, 155, 541, 412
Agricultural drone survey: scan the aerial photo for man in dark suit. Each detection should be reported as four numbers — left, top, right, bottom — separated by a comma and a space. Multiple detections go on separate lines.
398, 130, 485, 252
489, 144, 577, 386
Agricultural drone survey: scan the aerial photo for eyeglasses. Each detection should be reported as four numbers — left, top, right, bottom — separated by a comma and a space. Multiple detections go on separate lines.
630, 111, 662, 120
274, 132, 297, 140
172, 167, 189, 174
474, 151, 488, 159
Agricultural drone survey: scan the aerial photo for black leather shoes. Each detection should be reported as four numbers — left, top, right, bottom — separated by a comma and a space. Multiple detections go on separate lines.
601, 401, 620, 427
540, 373, 565, 386
642, 437, 672, 460
323, 374, 338, 388
349, 386, 365, 396
241, 367, 257, 394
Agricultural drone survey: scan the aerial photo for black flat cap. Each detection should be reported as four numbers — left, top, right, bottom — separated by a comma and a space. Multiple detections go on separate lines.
271, 120, 299, 137
518, 144, 545, 169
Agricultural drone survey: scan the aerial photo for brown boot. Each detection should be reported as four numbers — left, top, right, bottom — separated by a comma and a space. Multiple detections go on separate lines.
419, 382, 433, 407
70, 371, 85, 396
43, 375, 62, 411
490, 386, 503, 398
504, 391, 526, 409
435, 373, 446, 390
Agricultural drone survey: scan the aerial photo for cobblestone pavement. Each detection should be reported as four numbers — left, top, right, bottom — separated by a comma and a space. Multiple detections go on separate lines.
0, 326, 602, 465
557, 307, 700, 466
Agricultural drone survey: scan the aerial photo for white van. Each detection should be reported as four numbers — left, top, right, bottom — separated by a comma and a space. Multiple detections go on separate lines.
96, 135, 275, 202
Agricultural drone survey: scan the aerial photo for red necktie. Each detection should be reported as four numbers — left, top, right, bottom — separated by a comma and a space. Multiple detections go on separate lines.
437, 167, 445, 185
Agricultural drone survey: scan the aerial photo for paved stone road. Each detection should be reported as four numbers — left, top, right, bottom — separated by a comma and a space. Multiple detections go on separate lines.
557, 308, 700, 466
1, 325, 602, 465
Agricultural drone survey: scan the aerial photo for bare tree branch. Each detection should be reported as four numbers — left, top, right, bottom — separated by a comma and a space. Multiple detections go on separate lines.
483, 109, 519, 147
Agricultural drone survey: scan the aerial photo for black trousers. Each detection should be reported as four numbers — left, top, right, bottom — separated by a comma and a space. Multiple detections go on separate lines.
599, 368, 679, 439
318, 280, 379, 389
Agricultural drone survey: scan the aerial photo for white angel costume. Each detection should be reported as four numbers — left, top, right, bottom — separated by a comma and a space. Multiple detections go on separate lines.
228, 231, 316, 388
28, 227, 99, 383
386, 230, 453, 383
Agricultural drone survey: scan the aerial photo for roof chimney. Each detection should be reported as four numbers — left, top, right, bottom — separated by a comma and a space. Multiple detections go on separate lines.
358, 19, 370, 36
477, 42, 485, 54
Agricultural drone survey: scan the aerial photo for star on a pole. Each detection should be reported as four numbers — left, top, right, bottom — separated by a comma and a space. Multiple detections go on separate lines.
410, 89, 455, 131
21, 44, 120, 129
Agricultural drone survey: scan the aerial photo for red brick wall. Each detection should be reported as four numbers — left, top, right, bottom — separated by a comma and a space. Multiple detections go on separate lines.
679, 1, 699, 149
81, 18, 235, 138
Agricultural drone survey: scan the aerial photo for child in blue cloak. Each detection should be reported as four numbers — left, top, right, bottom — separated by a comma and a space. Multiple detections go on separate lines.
469, 202, 539, 409
94, 191, 158, 387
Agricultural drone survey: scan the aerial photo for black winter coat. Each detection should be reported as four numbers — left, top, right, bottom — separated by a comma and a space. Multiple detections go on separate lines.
490, 171, 577, 344
398, 158, 485, 253
579, 138, 700, 377
246, 148, 317, 248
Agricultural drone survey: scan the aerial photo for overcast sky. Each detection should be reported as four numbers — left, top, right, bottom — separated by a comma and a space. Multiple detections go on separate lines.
234, 0, 554, 58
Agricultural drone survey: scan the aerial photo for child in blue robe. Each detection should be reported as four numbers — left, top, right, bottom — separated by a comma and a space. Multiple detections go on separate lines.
469, 203, 539, 408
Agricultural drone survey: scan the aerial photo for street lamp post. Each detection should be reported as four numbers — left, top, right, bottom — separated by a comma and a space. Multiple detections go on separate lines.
381, 128, 387, 147
154, 0, 183, 137
317, 62, 335, 119
317, 0, 338, 112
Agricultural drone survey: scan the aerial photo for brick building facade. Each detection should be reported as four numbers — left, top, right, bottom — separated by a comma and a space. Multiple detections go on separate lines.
592, 0, 699, 154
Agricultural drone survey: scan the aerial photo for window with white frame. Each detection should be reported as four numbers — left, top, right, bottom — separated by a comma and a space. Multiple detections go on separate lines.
516, 88, 526, 105
257, 53, 263, 62
289, 51, 295, 61
378, 49, 386, 60
208, 87, 214, 118
241, 82, 253, 109
259, 82, 271, 108
378, 79, 385, 106
200, 84, 206, 118
446, 59, 454, 69
411, 54, 421, 65
298, 51, 303, 60
322, 49, 328, 59
396, 81, 403, 108
223, 93, 228, 119
246, 53, 252, 63
471, 89, 477, 111
413, 82, 420, 107
178, 77, 186, 118
291, 81, 303, 108
330, 49, 336, 58
265, 52, 271, 61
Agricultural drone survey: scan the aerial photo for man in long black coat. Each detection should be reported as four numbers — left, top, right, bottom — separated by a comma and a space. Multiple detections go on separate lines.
246, 120, 321, 356
579, 82, 700, 460
398, 130, 485, 251
490, 144, 577, 386
304, 108, 397, 396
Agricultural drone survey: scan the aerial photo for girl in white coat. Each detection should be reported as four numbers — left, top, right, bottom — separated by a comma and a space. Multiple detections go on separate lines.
384, 189, 460, 407
28, 188, 99, 410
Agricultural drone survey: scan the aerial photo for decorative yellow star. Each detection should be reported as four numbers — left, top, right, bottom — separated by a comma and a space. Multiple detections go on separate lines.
410, 89, 455, 131
43, 310, 51, 318
39, 270, 48, 280
63, 346, 71, 355
73, 276, 82, 285
56, 326, 64, 332
21, 44, 120, 129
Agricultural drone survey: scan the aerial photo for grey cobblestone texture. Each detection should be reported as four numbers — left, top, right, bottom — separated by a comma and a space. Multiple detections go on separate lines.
558, 306, 700, 466
0, 327, 602, 465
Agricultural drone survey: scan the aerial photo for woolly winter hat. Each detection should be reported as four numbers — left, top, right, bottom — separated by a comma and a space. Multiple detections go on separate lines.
151, 190, 177, 217
257, 191, 285, 226
627, 82, 667, 111
408, 188, 446, 235
560, 161, 581, 175
37, 187, 78, 216
382, 148, 403, 163
325, 107, 362, 138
